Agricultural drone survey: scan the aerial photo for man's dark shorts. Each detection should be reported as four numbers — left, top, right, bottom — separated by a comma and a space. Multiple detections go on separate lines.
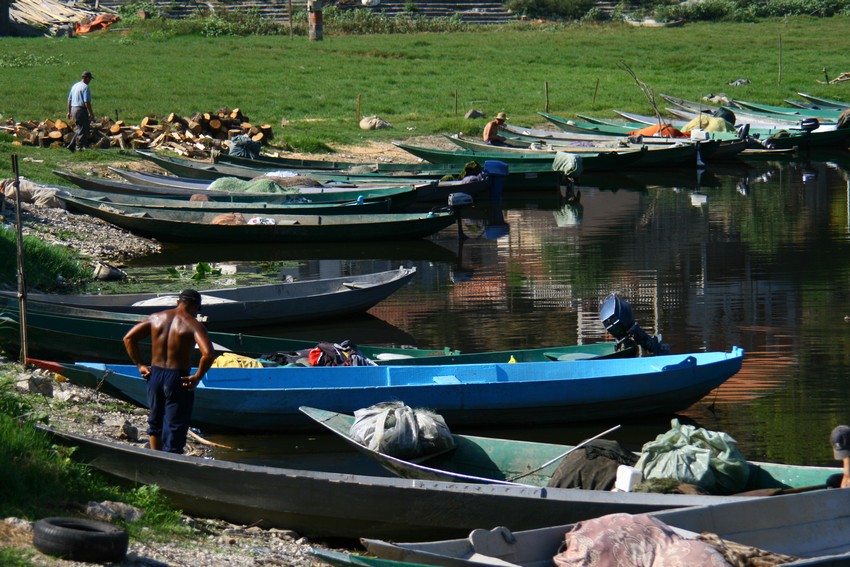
146, 366, 194, 454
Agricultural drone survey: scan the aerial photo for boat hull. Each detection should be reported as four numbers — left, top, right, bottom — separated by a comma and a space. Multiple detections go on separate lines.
44, 427, 754, 541
60, 348, 744, 431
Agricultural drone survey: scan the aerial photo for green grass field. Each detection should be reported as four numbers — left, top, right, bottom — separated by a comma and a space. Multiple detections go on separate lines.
1, 17, 849, 181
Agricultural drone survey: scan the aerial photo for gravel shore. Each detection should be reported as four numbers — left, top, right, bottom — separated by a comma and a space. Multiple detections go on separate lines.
3, 361, 356, 566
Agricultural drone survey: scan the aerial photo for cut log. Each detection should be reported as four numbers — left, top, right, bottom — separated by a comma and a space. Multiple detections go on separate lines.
140, 116, 159, 130
208, 118, 222, 131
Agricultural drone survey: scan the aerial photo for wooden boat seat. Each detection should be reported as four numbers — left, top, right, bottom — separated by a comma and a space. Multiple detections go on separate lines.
548, 352, 600, 361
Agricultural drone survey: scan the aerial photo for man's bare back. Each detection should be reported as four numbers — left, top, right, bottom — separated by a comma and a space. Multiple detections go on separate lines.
124, 292, 216, 387
148, 308, 208, 370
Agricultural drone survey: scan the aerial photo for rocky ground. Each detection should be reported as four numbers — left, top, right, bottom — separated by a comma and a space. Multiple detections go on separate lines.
0, 142, 445, 565
3, 361, 352, 566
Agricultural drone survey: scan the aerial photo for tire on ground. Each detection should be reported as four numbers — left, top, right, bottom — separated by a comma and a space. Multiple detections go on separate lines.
32, 517, 129, 563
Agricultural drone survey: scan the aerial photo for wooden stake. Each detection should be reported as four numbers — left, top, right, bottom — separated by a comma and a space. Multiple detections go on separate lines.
454, 89, 458, 116
593, 78, 599, 107
778, 34, 782, 85
11, 154, 28, 364
357, 94, 361, 123
544, 81, 549, 113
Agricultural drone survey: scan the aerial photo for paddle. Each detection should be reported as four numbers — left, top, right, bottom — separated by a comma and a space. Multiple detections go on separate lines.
508, 424, 622, 482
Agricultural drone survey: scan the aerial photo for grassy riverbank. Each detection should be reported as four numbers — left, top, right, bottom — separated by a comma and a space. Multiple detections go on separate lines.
0, 364, 194, 564
2, 17, 850, 182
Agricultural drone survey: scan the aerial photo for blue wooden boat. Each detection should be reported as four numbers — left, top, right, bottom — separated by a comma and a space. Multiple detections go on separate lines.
47, 348, 744, 431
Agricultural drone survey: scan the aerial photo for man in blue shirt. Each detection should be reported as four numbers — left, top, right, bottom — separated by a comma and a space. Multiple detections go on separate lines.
66, 71, 94, 152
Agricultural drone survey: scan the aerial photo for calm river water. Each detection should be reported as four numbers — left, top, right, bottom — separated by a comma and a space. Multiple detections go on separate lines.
129, 151, 850, 472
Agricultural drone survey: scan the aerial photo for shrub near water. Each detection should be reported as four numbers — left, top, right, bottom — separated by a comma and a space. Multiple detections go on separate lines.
0, 228, 88, 292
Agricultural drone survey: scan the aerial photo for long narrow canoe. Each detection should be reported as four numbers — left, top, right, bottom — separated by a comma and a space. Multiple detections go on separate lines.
136, 149, 437, 187
797, 91, 850, 109
445, 134, 720, 168
56, 194, 457, 243
730, 98, 842, 121
56, 186, 397, 215
361, 488, 850, 566
217, 151, 459, 176
45, 348, 744, 431
43, 427, 758, 541
55, 169, 421, 211
300, 406, 836, 490
394, 142, 646, 172
0, 294, 458, 364
8, 267, 416, 330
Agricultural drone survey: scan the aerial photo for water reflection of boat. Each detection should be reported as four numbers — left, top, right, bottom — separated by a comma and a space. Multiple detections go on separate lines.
128, 238, 459, 267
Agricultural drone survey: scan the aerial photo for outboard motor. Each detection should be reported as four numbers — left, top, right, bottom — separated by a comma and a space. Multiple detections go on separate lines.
800, 117, 820, 133
599, 294, 669, 356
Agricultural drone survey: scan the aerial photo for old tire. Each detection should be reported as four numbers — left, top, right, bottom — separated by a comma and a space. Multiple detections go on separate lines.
32, 517, 129, 563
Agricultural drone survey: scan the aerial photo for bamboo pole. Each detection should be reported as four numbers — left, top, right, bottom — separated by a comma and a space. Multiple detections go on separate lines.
11, 154, 28, 364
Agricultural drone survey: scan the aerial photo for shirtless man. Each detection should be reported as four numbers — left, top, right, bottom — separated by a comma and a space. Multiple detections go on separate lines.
483, 112, 508, 146
123, 289, 216, 454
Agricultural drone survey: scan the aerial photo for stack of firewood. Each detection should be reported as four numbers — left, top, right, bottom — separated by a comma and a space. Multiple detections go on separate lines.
3, 107, 275, 158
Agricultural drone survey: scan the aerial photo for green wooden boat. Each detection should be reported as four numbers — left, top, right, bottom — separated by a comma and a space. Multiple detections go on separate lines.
797, 91, 850, 110
55, 193, 457, 243
393, 142, 646, 172
3, 293, 620, 367
730, 98, 842, 121
54, 169, 420, 211
301, 406, 841, 492
0, 293, 457, 364
218, 151, 462, 177
311, 548, 429, 567
136, 149, 438, 187
56, 185, 397, 215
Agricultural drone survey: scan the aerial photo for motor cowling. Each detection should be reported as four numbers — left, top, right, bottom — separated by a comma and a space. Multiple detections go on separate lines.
599, 294, 669, 356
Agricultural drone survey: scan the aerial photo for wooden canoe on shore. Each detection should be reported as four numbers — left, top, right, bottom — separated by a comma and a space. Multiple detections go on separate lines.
55, 185, 399, 215
0, 293, 458, 364
361, 488, 850, 566
56, 194, 457, 243
8, 267, 416, 330
54, 169, 421, 210
42, 426, 758, 541
300, 406, 837, 490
